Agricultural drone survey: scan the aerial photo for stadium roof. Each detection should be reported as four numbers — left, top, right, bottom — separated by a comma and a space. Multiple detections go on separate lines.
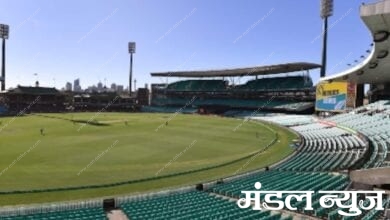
151, 62, 321, 78
321, 1, 390, 84
7, 86, 60, 95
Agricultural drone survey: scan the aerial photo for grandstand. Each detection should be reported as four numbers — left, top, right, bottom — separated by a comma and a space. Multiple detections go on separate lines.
119, 191, 286, 220
327, 100, 390, 168
235, 76, 313, 91
72, 92, 135, 112
150, 63, 318, 114
0, 86, 66, 113
166, 79, 227, 92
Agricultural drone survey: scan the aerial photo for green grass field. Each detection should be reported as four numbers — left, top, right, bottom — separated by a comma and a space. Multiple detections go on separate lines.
0, 113, 296, 205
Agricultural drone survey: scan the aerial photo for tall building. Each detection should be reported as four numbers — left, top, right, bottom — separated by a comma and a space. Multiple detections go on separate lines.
65, 82, 72, 91
97, 81, 103, 92
73, 79, 81, 92
110, 83, 117, 92
116, 85, 124, 93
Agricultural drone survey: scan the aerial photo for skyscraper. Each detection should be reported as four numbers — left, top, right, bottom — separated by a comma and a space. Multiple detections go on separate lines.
97, 81, 103, 92
111, 83, 117, 91
73, 79, 81, 92
65, 82, 72, 91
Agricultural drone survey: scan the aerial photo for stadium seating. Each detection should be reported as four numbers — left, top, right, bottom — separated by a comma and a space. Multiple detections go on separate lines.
141, 105, 197, 114
327, 100, 390, 168
246, 114, 367, 171
166, 80, 227, 91
114, 169, 387, 219
248, 115, 314, 126
0, 207, 106, 220
151, 97, 313, 112
361, 198, 389, 220
272, 102, 314, 111
152, 76, 315, 114
236, 76, 313, 91
213, 171, 348, 198
119, 191, 291, 220
165, 76, 312, 92
152, 97, 288, 107
210, 171, 354, 218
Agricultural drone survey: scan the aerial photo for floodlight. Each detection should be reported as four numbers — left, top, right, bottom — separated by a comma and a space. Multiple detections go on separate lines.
320, 0, 334, 18
128, 42, 136, 95
0, 23, 9, 91
319, 0, 333, 78
128, 42, 136, 54
0, 24, 9, 39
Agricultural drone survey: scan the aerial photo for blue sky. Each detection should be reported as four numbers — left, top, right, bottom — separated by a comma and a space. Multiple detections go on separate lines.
0, 0, 375, 90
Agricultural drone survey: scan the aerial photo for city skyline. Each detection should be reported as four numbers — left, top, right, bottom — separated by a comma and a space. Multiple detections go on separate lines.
64, 78, 127, 93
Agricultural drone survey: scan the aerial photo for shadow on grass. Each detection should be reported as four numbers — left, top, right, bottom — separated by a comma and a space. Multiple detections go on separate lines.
32, 114, 110, 126
72, 119, 109, 126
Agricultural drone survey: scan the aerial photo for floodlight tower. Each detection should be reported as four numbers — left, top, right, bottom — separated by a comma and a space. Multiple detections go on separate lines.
0, 24, 9, 91
128, 42, 136, 96
320, 0, 333, 78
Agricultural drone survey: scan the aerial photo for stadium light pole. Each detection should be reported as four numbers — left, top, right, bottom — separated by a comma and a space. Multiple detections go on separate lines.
0, 24, 9, 91
128, 42, 136, 96
320, 0, 333, 78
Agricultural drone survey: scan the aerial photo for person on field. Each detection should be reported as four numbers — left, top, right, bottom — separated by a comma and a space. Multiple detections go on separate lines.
40, 128, 45, 136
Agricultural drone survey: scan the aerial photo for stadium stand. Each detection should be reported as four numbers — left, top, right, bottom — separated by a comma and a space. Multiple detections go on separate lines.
248, 113, 369, 172
141, 105, 198, 113
0, 207, 106, 220
272, 102, 314, 112
0, 86, 66, 113
119, 191, 290, 220
250, 115, 314, 126
275, 126, 367, 172
210, 171, 352, 218
326, 100, 390, 168
235, 76, 312, 91
151, 68, 316, 114
166, 80, 227, 91
151, 97, 309, 110
73, 93, 135, 112
0, 201, 105, 220
113, 169, 386, 219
